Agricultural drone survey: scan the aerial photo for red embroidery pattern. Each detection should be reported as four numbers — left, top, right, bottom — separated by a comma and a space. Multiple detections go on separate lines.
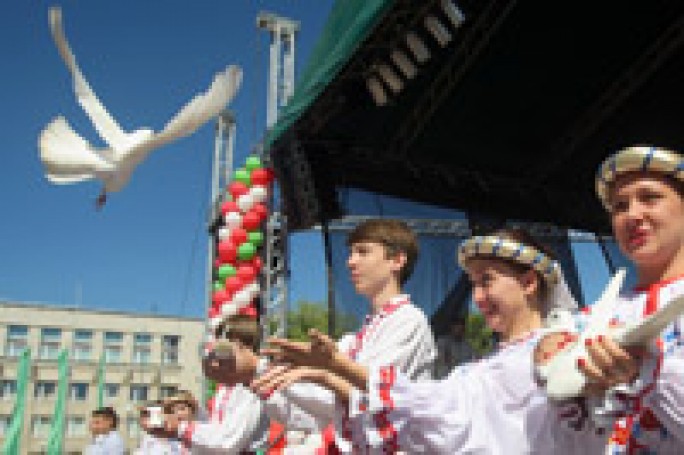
608, 278, 674, 453
346, 296, 409, 361
338, 296, 409, 452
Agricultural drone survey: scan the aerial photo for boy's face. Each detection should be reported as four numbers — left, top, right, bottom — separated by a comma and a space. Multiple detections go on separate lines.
89, 415, 113, 436
347, 241, 405, 298
173, 402, 194, 421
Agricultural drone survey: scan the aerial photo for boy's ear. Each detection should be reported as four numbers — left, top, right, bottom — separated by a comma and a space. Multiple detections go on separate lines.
391, 250, 408, 274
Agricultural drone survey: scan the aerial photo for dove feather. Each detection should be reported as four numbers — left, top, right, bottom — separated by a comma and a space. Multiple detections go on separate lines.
48, 7, 128, 153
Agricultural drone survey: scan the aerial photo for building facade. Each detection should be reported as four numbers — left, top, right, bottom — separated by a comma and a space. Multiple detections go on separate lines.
0, 301, 205, 454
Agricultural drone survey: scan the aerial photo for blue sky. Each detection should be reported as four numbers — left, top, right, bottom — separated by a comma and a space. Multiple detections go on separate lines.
0, 1, 332, 317
0, 0, 619, 321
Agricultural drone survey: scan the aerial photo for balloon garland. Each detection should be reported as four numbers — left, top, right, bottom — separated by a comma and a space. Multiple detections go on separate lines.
208, 155, 274, 335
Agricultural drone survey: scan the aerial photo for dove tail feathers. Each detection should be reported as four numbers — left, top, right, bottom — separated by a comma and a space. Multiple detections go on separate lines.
38, 116, 112, 184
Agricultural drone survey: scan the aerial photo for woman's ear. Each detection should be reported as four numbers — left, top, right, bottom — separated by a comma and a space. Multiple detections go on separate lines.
520, 269, 540, 298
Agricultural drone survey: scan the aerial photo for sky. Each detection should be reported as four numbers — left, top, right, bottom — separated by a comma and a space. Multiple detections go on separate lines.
0, 0, 333, 317
0, 0, 619, 321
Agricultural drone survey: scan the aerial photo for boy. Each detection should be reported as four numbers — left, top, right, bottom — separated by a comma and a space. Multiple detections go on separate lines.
220, 219, 437, 451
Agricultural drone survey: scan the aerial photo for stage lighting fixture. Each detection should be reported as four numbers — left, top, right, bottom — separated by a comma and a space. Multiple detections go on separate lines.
406, 32, 431, 64
366, 76, 388, 106
441, 0, 465, 29
425, 15, 452, 47
390, 49, 418, 79
377, 64, 404, 93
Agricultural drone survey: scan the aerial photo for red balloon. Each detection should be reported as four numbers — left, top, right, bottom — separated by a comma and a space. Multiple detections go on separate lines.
264, 168, 275, 185
251, 256, 263, 272
212, 289, 229, 305
228, 182, 249, 199
242, 211, 261, 231
251, 203, 268, 222
214, 259, 221, 268
237, 264, 256, 283
230, 227, 248, 245
217, 240, 237, 263
238, 305, 258, 319
225, 276, 243, 294
208, 305, 219, 318
221, 200, 239, 215
250, 169, 269, 186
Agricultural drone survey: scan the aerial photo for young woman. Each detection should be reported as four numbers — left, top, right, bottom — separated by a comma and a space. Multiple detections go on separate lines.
538, 145, 684, 452
255, 228, 579, 453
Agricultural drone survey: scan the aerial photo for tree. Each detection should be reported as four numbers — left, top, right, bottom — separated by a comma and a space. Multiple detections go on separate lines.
286, 301, 358, 341
464, 313, 495, 356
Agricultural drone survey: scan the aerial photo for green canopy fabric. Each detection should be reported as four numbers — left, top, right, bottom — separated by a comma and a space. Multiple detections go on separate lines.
266, 0, 395, 148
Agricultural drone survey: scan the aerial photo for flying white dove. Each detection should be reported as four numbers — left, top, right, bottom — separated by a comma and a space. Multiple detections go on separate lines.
39, 6, 243, 208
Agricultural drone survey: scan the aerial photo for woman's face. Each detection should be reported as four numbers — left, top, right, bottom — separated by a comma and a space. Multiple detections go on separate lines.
610, 173, 684, 273
466, 258, 538, 336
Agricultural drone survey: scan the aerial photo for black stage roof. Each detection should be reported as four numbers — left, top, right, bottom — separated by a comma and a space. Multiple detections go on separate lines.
269, 0, 684, 233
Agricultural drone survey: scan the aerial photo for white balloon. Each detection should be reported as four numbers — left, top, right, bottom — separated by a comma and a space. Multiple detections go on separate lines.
233, 289, 251, 307
217, 226, 230, 240
250, 185, 268, 203
246, 282, 260, 299
221, 304, 239, 317
224, 211, 242, 229
237, 193, 255, 212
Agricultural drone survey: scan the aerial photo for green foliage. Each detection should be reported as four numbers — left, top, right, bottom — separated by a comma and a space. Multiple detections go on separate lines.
286, 301, 358, 341
464, 313, 495, 356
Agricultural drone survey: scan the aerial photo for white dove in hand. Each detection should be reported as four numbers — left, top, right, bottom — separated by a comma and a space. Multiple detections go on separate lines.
39, 6, 243, 208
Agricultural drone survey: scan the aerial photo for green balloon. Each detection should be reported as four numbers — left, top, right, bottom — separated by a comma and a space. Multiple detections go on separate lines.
233, 168, 251, 186
245, 156, 262, 172
237, 242, 256, 261
248, 231, 264, 247
212, 281, 224, 291
217, 264, 236, 280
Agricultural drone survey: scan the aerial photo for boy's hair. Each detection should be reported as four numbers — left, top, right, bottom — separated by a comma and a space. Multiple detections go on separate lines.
347, 219, 419, 285
214, 314, 260, 350
165, 390, 197, 414
92, 407, 118, 428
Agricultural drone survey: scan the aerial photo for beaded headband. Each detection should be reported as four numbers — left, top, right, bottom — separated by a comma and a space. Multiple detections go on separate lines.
595, 145, 684, 209
457, 235, 559, 285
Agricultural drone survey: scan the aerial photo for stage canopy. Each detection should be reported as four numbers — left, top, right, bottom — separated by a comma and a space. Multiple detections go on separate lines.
267, 0, 684, 234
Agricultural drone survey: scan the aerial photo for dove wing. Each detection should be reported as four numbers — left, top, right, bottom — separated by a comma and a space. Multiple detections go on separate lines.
39, 116, 115, 184
48, 7, 128, 152
119, 65, 242, 169
147, 65, 242, 151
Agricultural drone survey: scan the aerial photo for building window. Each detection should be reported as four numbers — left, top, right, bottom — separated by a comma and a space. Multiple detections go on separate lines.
129, 384, 148, 402
133, 333, 152, 364
69, 383, 88, 401
66, 415, 86, 437
105, 383, 119, 399
34, 381, 57, 399
159, 385, 177, 399
0, 415, 9, 437
127, 416, 141, 438
40, 327, 61, 360
6, 325, 28, 357
31, 415, 51, 438
72, 330, 92, 362
162, 335, 180, 365
0, 380, 16, 401
104, 332, 123, 363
